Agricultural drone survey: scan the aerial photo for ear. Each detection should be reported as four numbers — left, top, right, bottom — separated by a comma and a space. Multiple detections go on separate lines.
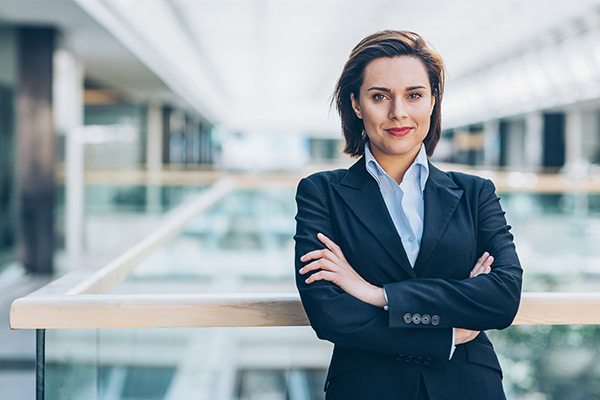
350, 93, 362, 119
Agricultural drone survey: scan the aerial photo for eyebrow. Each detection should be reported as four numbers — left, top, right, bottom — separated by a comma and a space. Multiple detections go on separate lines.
367, 85, 427, 92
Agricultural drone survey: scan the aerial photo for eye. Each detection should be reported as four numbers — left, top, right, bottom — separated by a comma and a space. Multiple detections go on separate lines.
408, 92, 423, 100
372, 93, 387, 101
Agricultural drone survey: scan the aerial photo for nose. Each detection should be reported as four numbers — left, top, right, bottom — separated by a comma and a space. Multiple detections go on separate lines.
388, 98, 409, 120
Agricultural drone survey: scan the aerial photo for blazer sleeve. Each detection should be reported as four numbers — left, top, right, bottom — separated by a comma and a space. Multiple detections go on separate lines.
294, 177, 453, 368
383, 179, 523, 331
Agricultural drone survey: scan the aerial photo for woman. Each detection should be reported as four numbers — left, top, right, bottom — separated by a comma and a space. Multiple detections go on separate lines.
293, 30, 522, 400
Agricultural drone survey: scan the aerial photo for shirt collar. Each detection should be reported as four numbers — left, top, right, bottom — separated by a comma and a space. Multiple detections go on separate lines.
364, 141, 429, 192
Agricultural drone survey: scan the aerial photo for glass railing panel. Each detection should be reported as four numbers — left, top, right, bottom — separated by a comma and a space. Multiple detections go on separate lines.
44, 326, 331, 400
45, 330, 99, 399
490, 325, 600, 399
44, 325, 600, 399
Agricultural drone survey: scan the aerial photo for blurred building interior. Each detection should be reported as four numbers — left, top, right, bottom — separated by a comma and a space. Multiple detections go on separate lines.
2, 0, 600, 399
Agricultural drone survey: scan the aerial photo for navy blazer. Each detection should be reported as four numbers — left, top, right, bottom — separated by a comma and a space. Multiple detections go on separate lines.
293, 156, 522, 400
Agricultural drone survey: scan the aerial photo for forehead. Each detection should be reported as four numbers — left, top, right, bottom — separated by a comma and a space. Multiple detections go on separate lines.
362, 56, 430, 89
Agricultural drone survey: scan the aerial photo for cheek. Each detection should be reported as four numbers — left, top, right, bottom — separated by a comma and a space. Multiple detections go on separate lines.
362, 106, 386, 127
415, 105, 433, 127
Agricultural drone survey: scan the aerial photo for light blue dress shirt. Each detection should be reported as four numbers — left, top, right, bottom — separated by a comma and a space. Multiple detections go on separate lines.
364, 142, 428, 267
364, 141, 456, 359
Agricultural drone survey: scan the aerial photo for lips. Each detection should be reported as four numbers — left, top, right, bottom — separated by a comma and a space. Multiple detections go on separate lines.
386, 127, 413, 137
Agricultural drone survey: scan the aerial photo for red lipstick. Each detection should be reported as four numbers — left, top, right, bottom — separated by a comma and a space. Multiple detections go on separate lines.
386, 127, 412, 137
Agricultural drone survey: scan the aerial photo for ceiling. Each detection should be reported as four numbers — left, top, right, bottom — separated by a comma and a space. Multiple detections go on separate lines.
2, 0, 600, 134
0, 0, 180, 102
168, 0, 600, 133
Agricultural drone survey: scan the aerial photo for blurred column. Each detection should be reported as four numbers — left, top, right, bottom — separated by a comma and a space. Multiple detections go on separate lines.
524, 112, 543, 169
542, 112, 566, 169
565, 109, 589, 230
161, 105, 172, 165
565, 109, 585, 171
483, 120, 500, 167
184, 114, 195, 165
199, 123, 212, 165
582, 110, 600, 164
0, 27, 17, 263
146, 101, 163, 212
54, 49, 85, 270
498, 120, 509, 167
498, 119, 526, 168
16, 27, 56, 274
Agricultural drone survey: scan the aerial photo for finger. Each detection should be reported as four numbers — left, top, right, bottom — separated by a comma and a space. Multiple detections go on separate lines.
472, 254, 494, 277
483, 256, 494, 268
317, 233, 346, 260
305, 270, 335, 284
299, 259, 337, 275
476, 266, 492, 277
469, 252, 489, 276
470, 261, 484, 278
477, 257, 494, 276
300, 248, 335, 263
475, 252, 489, 266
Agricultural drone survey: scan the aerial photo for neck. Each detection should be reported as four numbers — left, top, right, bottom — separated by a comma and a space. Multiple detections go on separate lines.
369, 144, 421, 185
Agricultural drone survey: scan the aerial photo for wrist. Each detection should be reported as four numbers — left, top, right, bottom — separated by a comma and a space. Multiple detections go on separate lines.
365, 285, 387, 308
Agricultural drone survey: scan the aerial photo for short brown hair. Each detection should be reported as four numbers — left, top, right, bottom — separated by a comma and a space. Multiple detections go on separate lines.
333, 30, 445, 157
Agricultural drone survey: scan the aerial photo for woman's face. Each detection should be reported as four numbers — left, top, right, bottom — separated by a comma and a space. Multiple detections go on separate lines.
351, 56, 435, 164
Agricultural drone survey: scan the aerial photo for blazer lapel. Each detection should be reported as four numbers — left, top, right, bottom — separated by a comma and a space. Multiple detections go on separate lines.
332, 156, 416, 279
414, 163, 464, 272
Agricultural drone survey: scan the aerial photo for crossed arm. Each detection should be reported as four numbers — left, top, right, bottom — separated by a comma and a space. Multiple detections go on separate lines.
299, 232, 494, 345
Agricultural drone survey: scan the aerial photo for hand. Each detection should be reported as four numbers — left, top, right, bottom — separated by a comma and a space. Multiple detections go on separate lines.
299, 233, 386, 307
456, 252, 495, 344
454, 328, 480, 345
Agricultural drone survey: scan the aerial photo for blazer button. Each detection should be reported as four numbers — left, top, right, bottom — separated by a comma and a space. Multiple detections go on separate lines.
421, 314, 431, 325
403, 313, 412, 324
431, 315, 440, 326
411, 313, 421, 324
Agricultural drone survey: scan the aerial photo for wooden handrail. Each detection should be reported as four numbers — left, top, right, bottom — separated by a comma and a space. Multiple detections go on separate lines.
10, 292, 600, 329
